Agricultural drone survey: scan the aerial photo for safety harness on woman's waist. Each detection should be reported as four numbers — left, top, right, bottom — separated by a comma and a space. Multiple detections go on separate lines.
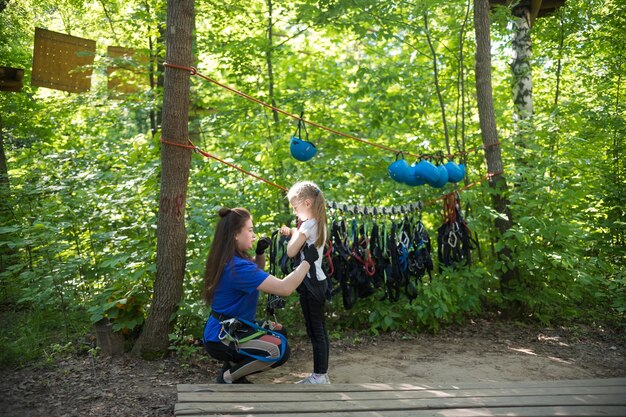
211, 310, 287, 363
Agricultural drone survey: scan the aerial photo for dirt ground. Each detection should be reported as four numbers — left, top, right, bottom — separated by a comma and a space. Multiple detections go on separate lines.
1, 319, 624, 417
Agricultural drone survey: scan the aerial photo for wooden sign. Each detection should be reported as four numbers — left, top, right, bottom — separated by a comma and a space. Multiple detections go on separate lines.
107, 46, 149, 96
0, 67, 24, 92
489, 0, 565, 26
31, 27, 96, 93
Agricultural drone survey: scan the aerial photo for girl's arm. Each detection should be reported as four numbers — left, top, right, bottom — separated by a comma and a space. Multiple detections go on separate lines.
257, 260, 311, 296
286, 229, 307, 258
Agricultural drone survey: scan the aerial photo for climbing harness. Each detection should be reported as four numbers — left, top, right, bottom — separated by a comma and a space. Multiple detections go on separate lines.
213, 311, 287, 363
351, 221, 376, 299
267, 230, 287, 316
407, 215, 434, 285
437, 193, 476, 268
387, 221, 405, 302
329, 219, 357, 309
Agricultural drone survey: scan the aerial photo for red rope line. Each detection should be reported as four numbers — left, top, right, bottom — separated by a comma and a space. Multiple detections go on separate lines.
159, 137, 506, 206
423, 169, 506, 206
163, 62, 498, 161
160, 137, 288, 192
160, 64, 508, 206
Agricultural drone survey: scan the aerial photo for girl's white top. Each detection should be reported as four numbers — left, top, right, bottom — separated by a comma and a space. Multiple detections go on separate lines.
299, 219, 326, 281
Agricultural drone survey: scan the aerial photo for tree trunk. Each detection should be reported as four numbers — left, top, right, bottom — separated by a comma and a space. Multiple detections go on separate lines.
0, 115, 8, 189
0, 114, 12, 275
549, 10, 564, 177
266, 0, 279, 124
148, 20, 166, 138
611, 69, 623, 248
148, 34, 158, 137
511, 5, 533, 121
424, 11, 450, 155
456, 0, 471, 170
132, 0, 194, 359
474, 0, 519, 297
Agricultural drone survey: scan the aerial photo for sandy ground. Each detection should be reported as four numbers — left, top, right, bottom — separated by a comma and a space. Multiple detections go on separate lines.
1, 319, 624, 417
258, 319, 625, 384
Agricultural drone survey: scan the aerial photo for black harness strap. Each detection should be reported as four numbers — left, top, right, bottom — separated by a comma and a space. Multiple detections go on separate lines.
330, 219, 357, 309
438, 194, 474, 268
387, 222, 403, 302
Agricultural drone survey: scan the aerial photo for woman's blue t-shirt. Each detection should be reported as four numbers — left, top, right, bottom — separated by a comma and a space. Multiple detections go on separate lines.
203, 256, 269, 343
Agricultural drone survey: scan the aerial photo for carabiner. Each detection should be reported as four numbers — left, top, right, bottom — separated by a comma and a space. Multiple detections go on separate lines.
448, 232, 458, 248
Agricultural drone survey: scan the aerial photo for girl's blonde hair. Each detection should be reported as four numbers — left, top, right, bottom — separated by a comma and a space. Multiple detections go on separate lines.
287, 181, 328, 248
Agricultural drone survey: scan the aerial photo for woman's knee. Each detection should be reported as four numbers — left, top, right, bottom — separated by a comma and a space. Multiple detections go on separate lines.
272, 341, 291, 368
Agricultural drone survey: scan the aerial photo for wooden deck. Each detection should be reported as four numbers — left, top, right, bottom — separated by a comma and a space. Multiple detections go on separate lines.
176, 377, 626, 416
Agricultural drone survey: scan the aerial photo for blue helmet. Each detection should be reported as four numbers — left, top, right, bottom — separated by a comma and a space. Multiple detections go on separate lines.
290, 136, 317, 162
404, 163, 428, 186
428, 164, 449, 188
444, 161, 466, 183
388, 154, 411, 183
414, 159, 439, 184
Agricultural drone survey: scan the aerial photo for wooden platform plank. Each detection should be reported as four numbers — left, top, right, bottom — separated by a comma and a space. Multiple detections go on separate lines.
178, 385, 626, 403
174, 393, 626, 415
176, 379, 626, 417
174, 405, 626, 417
177, 377, 626, 393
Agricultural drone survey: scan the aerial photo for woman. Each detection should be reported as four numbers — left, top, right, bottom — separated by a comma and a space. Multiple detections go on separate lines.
202, 207, 318, 384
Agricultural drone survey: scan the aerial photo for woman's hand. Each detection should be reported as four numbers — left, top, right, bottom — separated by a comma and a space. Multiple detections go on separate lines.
255, 237, 271, 255
302, 243, 319, 265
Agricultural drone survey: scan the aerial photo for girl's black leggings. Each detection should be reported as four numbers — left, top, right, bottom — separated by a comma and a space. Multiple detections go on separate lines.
298, 282, 329, 374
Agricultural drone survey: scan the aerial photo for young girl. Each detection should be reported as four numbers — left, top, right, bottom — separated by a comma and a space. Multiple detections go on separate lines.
280, 181, 330, 384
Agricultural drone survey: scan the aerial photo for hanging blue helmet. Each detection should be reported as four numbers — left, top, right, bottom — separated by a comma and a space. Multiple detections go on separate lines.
404, 163, 427, 186
290, 136, 317, 161
429, 164, 449, 188
445, 161, 466, 183
388, 154, 411, 183
414, 159, 440, 184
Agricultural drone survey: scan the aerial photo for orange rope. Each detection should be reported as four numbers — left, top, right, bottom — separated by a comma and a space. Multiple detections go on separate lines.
163, 62, 498, 161
423, 169, 505, 207
159, 64, 508, 207
159, 137, 505, 206
160, 137, 288, 192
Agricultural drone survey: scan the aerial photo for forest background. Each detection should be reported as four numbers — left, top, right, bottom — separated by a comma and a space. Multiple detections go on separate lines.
0, 0, 624, 365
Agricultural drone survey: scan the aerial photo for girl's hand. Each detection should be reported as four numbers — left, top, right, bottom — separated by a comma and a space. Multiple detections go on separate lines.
279, 226, 292, 236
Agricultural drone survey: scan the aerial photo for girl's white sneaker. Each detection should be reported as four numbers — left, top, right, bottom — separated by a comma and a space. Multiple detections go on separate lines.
296, 373, 330, 384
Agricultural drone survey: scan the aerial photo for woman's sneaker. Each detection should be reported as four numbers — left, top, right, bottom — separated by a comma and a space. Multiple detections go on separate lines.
233, 376, 253, 384
296, 373, 330, 384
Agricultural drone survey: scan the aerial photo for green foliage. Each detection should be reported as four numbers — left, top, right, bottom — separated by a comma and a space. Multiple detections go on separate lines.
167, 332, 204, 363
87, 283, 149, 333
334, 265, 489, 335
1, 0, 624, 366
0, 307, 91, 367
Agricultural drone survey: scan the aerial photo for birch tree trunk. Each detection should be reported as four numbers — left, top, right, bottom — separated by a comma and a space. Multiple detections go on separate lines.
512, 5, 533, 120
424, 11, 450, 155
0, 115, 7, 189
0, 115, 12, 274
132, 0, 194, 358
266, 0, 279, 124
474, 0, 519, 297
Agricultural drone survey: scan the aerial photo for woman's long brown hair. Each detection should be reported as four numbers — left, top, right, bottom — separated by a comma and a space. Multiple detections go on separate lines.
202, 207, 252, 305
